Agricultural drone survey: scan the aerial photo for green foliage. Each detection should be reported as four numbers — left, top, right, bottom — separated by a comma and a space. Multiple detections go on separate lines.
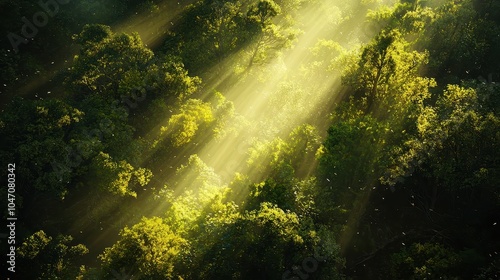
366, 1, 435, 38
164, 0, 298, 73
210, 91, 237, 139
99, 216, 188, 279
244, 0, 299, 67
164, 154, 228, 234
164, 0, 255, 73
73, 24, 113, 47
247, 136, 288, 176
263, 82, 318, 133
342, 29, 431, 115
174, 154, 222, 190
319, 114, 388, 189
315, 113, 391, 227
3, 0, 500, 279
388, 242, 462, 279
245, 160, 316, 217
69, 24, 154, 97
91, 152, 152, 197
246, 123, 321, 181
70, 25, 201, 106
246, 164, 296, 211
160, 99, 214, 147
148, 55, 202, 102
417, 0, 498, 79
383, 84, 500, 192
192, 202, 312, 280
0, 97, 83, 198
306, 39, 346, 76
75, 93, 138, 162
0, 86, 143, 200
18, 230, 88, 280
286, 124, 322, 172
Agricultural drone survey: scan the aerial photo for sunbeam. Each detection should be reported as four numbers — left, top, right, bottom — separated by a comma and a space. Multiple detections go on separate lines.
6, 0, 496, 278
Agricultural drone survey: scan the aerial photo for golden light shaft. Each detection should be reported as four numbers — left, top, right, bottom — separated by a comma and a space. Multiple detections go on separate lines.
69, 0, 397, 261
168, 1, 373, 194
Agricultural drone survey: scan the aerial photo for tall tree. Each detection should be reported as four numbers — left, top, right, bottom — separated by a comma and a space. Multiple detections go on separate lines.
18, 230, 88, 280
99, 216, 188, 279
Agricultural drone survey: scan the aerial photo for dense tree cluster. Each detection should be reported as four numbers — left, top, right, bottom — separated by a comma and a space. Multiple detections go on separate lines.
1, 0, 499, 279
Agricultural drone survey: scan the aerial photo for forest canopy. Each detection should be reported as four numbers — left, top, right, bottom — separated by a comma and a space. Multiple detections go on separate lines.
0, 0, 499, 279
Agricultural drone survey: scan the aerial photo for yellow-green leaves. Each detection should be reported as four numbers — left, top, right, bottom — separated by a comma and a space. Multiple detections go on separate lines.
92, 152, 152, 197
342, 29, 431, 118
383, 82, 500, 190
247, 0, 281, 27
99, 217, 187, 279
161, 99, 214, 147
18, 231, 88, 279
70, 25, 154, 97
